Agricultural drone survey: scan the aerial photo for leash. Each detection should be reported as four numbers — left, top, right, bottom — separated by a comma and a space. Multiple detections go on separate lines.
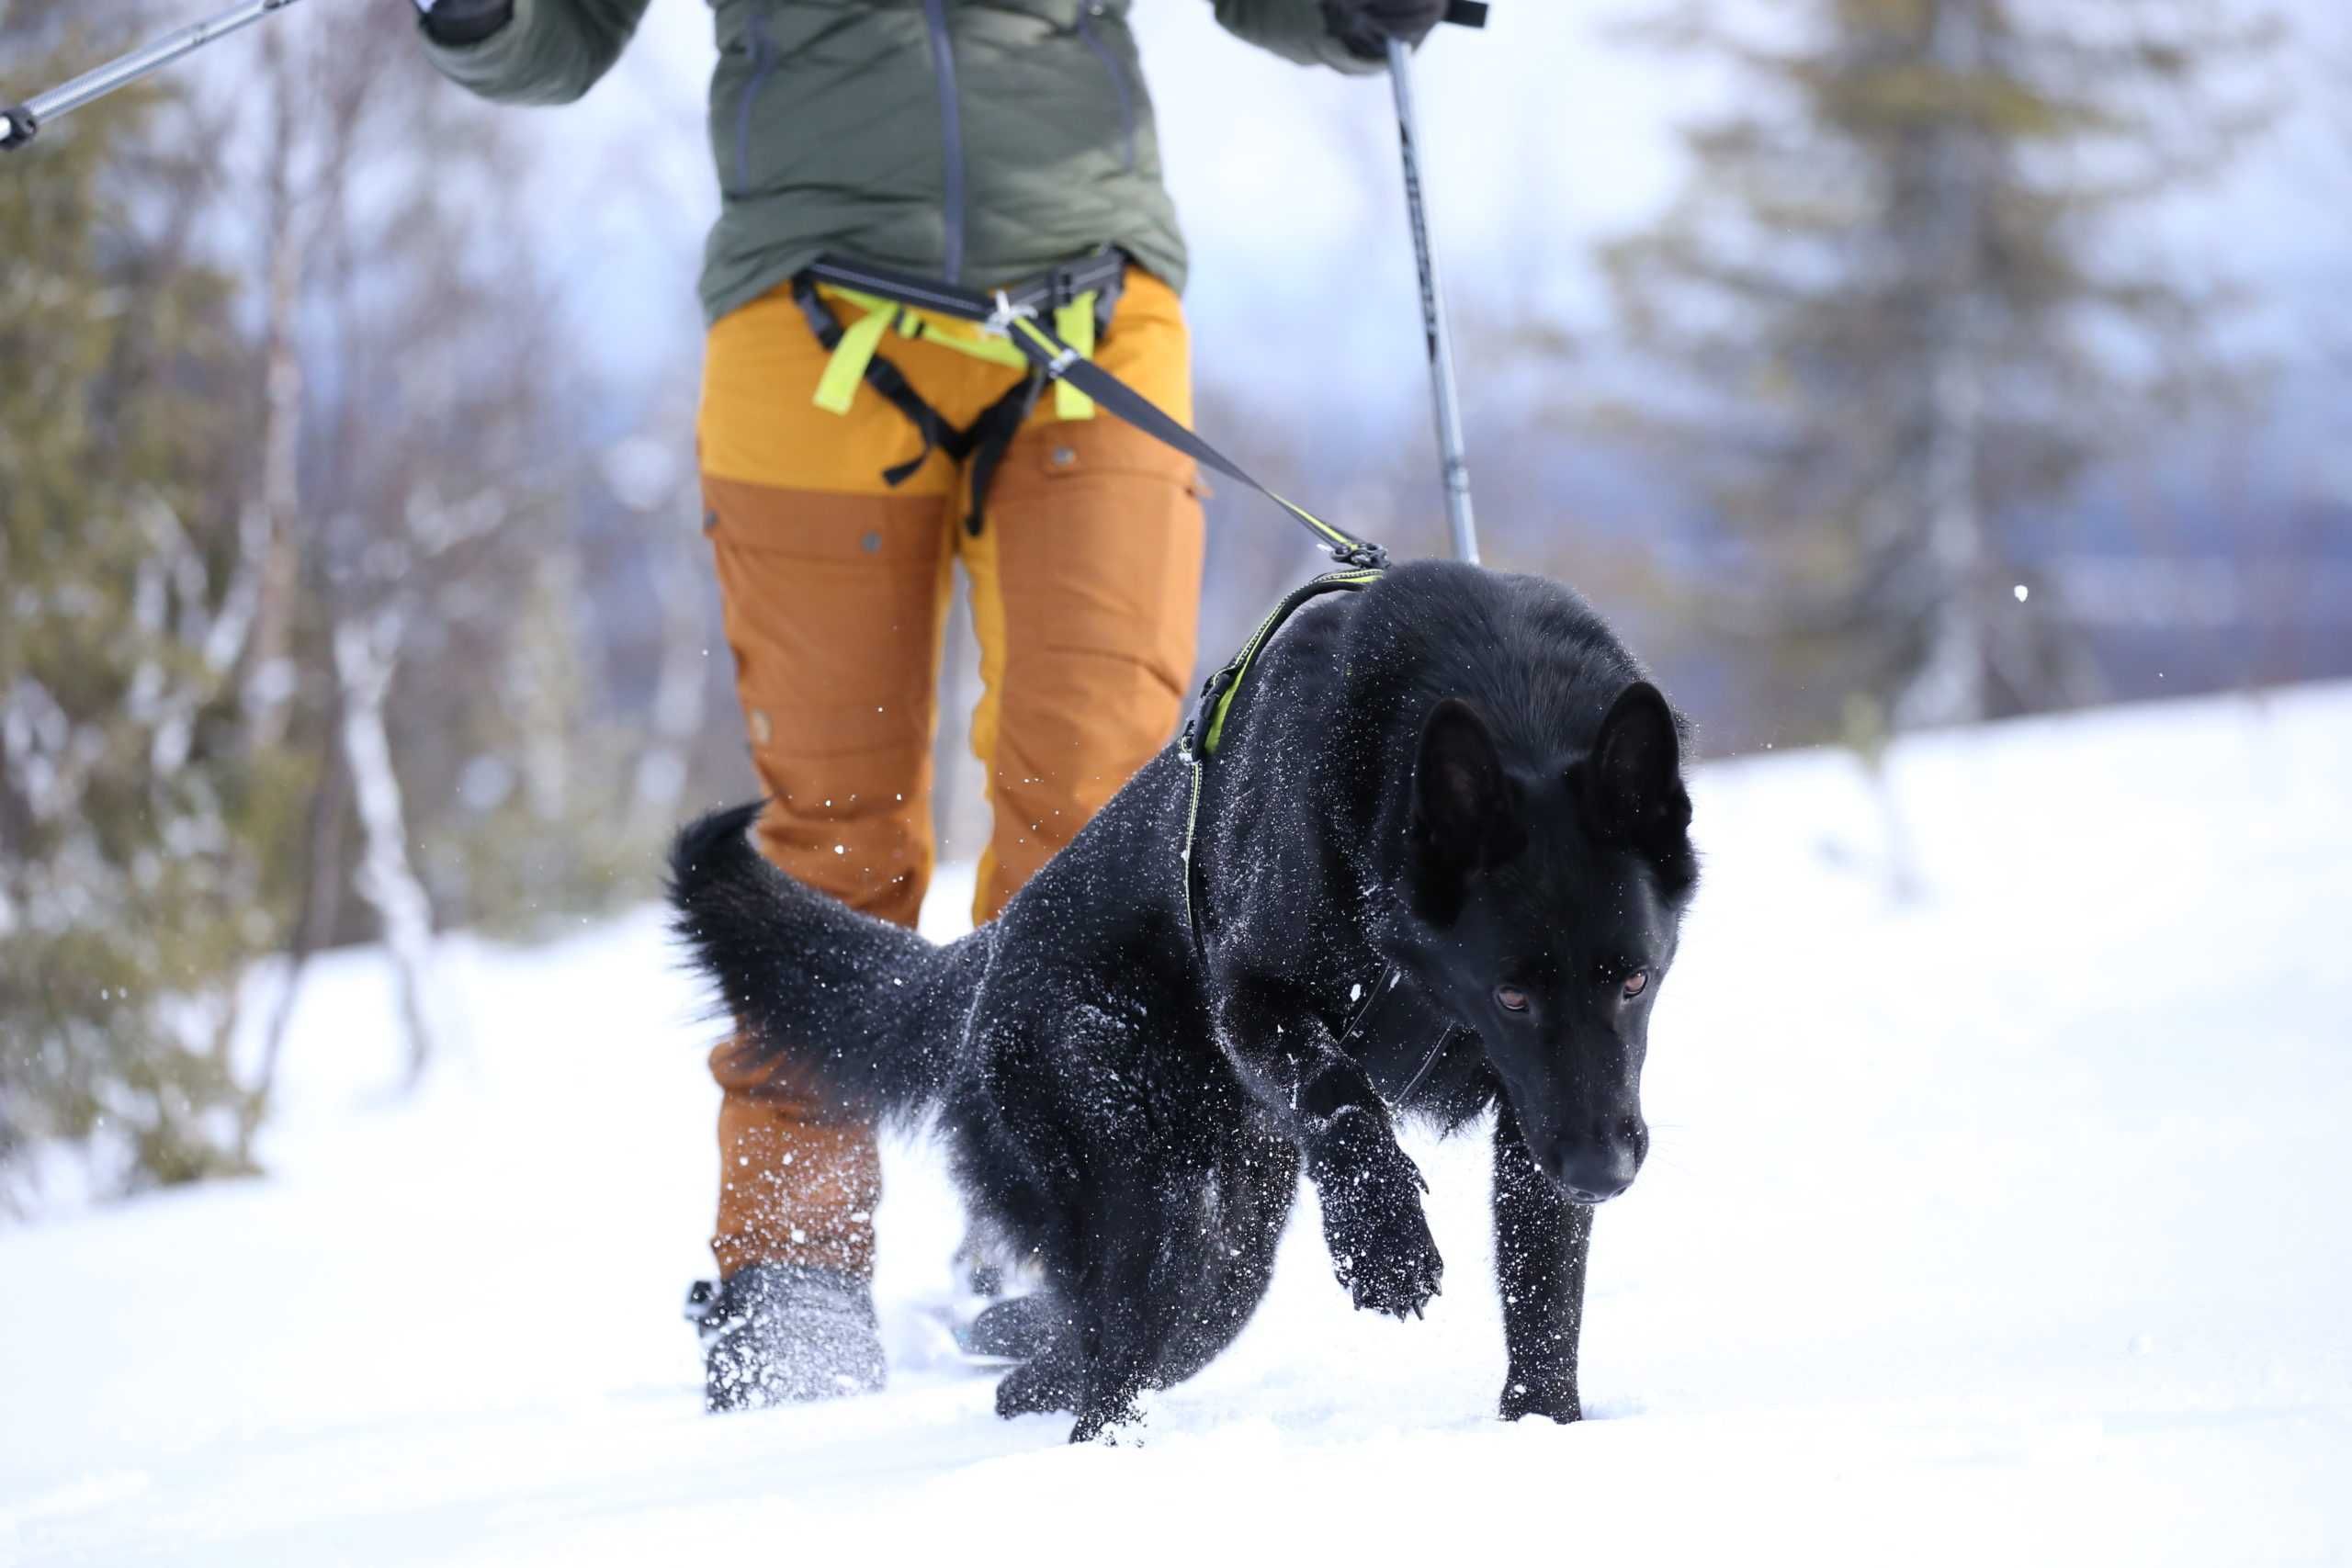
986, 301, 1388, 571
796, 254, 1390, 573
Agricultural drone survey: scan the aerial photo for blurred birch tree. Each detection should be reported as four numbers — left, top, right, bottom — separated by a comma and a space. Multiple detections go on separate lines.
3, 1, 705, 1204
0, 19, 291, 1201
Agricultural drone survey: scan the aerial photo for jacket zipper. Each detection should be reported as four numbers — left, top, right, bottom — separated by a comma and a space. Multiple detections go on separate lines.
735, 13, 777, 192
922, 0, 967, 282
1074, 4, 1137, 174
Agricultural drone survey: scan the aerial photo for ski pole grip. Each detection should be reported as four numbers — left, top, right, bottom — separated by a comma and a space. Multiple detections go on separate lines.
1, 105, 37, 151
1442, 1, 1488, 26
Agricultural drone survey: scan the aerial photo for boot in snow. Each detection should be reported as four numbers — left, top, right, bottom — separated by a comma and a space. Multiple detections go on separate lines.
687, 1263, 886, 1411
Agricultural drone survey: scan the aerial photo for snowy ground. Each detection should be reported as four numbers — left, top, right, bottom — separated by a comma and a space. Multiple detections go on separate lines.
5, 684, 2348, 1565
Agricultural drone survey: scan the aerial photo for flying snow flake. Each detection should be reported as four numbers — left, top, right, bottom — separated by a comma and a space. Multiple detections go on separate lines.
2013, 583, 2030, 603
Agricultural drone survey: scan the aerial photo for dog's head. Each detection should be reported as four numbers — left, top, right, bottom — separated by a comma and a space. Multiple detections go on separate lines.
1399, 681, 1697, 1204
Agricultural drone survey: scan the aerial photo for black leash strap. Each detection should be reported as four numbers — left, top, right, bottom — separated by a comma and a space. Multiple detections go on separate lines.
797, 254, 1389, 572
793, 277, 959, 487
991, 306, 1387, 570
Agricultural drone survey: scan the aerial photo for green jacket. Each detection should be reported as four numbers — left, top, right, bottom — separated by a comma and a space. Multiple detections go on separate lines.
425, 0, 1379, 324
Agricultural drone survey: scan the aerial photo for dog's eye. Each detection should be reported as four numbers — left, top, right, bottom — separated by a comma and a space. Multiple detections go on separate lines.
1622, 970, 1649, 1001
1495, 986, 1531, 1013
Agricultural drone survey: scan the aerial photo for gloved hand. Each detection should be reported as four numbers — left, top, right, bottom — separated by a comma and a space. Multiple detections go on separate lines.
414, 0, 514, 47
1321, 0, 1449, 62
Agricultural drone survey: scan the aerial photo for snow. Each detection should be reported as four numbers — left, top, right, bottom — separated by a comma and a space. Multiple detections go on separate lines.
6, 684, 2350, 1564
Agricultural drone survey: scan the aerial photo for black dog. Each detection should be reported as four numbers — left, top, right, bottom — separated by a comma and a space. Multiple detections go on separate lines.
672, 559, 1698, 1442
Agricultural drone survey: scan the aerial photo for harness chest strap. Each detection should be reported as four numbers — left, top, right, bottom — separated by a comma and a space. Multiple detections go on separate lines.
1172, 567, 1460, 1109
1176, 568, 1387, 933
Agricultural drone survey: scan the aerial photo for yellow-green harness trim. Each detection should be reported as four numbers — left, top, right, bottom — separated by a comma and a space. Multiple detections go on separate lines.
1201, 568, 1384, 756
1179, 568, 1385, 951
812, 284, 1107, 422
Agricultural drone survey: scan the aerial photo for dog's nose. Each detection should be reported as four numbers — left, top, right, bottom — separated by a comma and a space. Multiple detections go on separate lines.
1551, 1119, 1644, 1204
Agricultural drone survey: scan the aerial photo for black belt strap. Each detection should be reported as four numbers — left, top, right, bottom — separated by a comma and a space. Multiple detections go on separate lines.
804, 249, 1131, 326
791, 252, 1125, 534
792, 277, 959, 488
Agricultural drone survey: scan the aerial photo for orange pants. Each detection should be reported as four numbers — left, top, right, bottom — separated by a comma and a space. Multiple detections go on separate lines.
698, 267, 1205, 1280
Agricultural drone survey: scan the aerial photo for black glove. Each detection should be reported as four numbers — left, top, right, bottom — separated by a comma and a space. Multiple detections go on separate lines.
1321, 0, 1448, 62
417, 0, 514, 47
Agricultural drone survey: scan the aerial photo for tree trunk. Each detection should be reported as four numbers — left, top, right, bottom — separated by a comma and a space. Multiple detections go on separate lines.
244, 32, 308, 750
333, 610, 439, 1090
628, 531, 711, 842
240, 721, 353, 1156
1896, 0, 1994, 730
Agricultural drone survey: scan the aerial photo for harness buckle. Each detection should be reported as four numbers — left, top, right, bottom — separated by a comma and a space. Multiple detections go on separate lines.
982, 289, 1035, 337
1180, 667, 1238, 761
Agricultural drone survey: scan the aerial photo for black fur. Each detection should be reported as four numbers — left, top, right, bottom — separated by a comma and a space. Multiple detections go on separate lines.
670, 560, 1699, 1441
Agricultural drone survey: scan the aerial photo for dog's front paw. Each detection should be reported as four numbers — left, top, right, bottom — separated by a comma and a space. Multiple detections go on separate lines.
1313, 1113, 1443, 1319
1329, 1207, 1444, 1319
995, 1354, 1080, 1419
1499, 1372, 1580, 1425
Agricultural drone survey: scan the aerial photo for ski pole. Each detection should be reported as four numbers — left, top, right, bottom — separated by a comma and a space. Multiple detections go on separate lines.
2, 0, 308, 152
1387, 1, 1487, 565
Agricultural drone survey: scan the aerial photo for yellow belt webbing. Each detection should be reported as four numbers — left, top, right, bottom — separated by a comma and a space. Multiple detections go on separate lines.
811, 286, 1100, 423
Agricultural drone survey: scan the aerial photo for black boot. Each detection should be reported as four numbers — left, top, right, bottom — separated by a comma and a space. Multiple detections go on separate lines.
687, 1263, 887, 1412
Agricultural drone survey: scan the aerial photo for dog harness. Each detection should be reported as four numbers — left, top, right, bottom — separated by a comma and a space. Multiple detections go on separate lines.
1175, 566, 1466, 1110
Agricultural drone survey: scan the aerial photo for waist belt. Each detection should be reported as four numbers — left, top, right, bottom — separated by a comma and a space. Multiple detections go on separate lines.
792, 249, 1130, 537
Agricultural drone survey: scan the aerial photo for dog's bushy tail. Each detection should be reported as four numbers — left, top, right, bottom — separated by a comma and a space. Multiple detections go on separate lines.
669, 803, 977, 1120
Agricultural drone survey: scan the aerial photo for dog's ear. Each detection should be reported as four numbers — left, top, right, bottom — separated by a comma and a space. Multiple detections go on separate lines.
1410, 699, 1522, 923
1572, 681, 1691, 856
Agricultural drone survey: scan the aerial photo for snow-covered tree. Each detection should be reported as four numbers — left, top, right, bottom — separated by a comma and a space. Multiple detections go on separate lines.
1607, 0, 2277, 732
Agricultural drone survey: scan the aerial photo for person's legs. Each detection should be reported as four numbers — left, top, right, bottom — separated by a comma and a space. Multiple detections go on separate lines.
700, 285, 976, 1297
702, 473, 953, 1280
961, 268, 1205, 919
698, 287, 1061, 1408
692, 266, 1205, 1389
